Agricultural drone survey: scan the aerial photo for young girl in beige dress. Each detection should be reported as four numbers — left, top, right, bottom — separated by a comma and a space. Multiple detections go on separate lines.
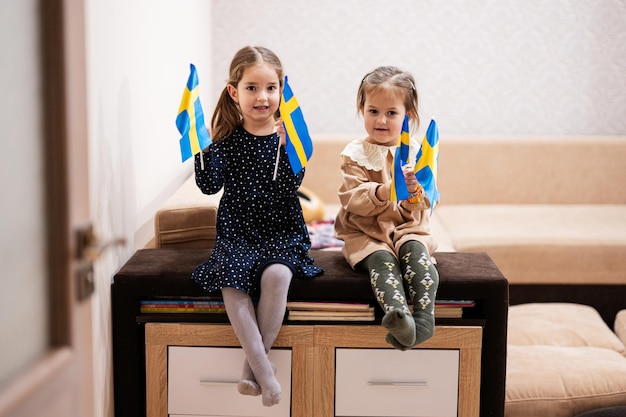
334, 66, 439, 350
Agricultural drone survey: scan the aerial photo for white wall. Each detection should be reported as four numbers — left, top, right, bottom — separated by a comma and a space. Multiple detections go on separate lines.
86, 0, 213, 252
210, 0, 626, 137
84, 1, 626, 415
85, 1, 212, 416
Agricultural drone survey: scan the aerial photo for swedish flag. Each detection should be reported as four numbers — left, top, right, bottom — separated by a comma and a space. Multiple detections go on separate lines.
280, 76, 313, 175
390, 114, 411, 201
176, 64, 211, 162
414, 119, 440, 209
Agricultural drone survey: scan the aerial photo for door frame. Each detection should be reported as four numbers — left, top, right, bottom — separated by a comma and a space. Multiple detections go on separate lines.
0, 0, 93, 415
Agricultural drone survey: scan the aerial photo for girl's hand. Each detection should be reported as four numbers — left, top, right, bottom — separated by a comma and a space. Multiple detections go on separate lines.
275, 119, 287, 146
403, 165, 419, 193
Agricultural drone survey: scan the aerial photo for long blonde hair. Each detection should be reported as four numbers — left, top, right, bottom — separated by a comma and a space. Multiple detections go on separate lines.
211, 46, 284, 142
357, 66, 420, 133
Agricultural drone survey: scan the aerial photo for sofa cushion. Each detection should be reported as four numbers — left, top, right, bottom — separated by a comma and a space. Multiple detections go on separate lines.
505, 345, 626, 417
303, 136, 626, 206
508, 303, 626, 355
506, 303, 626, 417
436, 136, 626, 205
615, 310, 626, 348
436, 204, 626, 284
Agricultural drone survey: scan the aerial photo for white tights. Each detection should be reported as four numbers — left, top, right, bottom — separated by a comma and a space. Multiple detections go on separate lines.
221, 263, 292, 407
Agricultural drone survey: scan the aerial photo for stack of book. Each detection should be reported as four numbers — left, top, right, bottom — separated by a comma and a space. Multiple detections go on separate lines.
432, 299, 476, 318
139, 298, 226, 314
138, 298, 475, 320
286, 301, 376, 322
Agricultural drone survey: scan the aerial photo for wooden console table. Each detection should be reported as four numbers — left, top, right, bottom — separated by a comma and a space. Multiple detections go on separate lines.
112, 249, 508, 417
145, 323, 482, 417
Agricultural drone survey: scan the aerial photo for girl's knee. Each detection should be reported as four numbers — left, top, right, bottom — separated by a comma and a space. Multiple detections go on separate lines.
399, 240, 428, 257
260, 263, 292, 290
361, 250, 399, 271
263, 263, 292, 277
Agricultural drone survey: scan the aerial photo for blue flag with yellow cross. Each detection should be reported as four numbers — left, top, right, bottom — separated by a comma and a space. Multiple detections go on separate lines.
176, 64, 211, 162
279, 76, 313, 175
390, 114, 412, 201
414, 119, 440, 209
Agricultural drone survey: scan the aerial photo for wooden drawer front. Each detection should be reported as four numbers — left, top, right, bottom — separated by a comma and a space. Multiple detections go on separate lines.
168, 346, 292, 417
335, 348, 459, 417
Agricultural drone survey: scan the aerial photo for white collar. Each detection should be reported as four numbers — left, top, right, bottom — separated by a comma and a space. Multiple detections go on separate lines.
341, 138, 420, 171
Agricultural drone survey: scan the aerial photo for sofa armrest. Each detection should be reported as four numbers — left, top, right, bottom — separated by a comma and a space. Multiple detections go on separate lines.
154, 175, 222, 249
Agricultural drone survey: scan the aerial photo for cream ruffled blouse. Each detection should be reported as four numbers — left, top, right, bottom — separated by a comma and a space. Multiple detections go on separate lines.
340, 138, 420, 171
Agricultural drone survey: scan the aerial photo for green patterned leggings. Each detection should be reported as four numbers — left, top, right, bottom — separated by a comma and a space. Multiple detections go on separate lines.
360, 240, 439, 349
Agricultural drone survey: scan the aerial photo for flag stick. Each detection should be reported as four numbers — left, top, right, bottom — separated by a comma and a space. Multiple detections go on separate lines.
272, 137, 281, 180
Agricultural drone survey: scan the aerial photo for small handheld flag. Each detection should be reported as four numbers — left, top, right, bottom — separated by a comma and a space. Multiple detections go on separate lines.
414, 119, 440, 210
176, 64, 211, 162
390, 114, 411, 201
278, 76, 313, 176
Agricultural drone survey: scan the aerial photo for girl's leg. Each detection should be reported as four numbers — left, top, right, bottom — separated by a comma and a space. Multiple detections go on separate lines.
361, 250, 416, 349
239, 264, 292, 398
399, 240, 439, 346
221, 284, 282, 407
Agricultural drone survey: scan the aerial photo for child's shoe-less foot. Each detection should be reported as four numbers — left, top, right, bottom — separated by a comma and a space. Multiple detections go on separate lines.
237, 379, 261, 396
381, 308, 416, 348
385, 332, 413, 351
238, 361, 261, 396
238, 361, 278, 397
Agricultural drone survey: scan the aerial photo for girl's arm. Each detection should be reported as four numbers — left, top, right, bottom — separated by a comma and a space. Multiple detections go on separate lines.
338, 161, 389, 217
194, 145, 225, 195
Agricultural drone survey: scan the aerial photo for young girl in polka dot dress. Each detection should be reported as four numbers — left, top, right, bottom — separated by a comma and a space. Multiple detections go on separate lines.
334, 66, 439, 351
191, 46, 322, 407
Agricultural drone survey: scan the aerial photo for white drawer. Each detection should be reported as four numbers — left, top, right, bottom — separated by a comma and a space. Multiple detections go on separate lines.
168, 346, 292, 417
335, 348, 459, 417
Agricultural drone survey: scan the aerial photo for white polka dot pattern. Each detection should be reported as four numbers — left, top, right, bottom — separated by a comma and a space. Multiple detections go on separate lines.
191, 127, 323, 295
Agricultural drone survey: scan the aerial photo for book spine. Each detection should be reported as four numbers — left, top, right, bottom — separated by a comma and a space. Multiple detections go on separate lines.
140, 307, 227, 313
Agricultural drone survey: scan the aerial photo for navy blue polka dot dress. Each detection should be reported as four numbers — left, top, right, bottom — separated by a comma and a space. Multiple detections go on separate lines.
191, 126, 323, 296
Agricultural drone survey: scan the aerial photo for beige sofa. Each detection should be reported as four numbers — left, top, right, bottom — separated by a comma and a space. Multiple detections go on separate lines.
156, 136, 626, 273
299, 135, 626, 282
151, 134, 626, 417
153, 134, 626, 293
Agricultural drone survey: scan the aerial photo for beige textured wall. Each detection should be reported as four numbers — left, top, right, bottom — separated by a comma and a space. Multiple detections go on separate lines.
210, 0, 626, 137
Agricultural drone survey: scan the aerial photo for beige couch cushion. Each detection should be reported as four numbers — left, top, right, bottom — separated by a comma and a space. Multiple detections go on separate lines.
505, 345, 626, 417
508, 303, 626, 355
436, 136, 626, 205
300, 135, 350, 205
616, 310, 626, 348
506, 303, 626, 417
303, 135, 626, 206
436, 204, 626, 284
